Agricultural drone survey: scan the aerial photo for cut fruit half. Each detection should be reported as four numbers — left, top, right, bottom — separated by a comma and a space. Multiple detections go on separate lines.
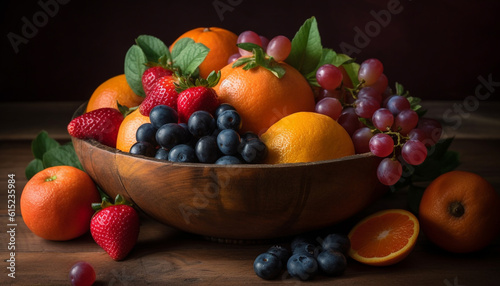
348, 209, 419, 266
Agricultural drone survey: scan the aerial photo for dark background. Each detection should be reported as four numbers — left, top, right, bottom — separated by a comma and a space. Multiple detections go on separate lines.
1, 0, 499, 102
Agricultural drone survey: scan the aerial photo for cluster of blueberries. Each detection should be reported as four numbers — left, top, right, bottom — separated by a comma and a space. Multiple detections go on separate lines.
253, 233, 350, 281
130, 104, 268, 164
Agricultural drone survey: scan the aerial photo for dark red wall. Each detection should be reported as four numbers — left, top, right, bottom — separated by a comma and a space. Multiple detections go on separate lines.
1, 0, 499, 102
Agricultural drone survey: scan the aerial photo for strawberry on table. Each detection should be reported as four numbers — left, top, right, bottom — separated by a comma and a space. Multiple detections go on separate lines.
90, 195, 140, 261
67, 107, 124, 148
139, 75, 178, 116
177, 71, 221, 123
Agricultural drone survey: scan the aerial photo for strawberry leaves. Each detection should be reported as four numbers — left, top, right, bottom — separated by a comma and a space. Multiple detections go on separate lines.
124, 35, 209, 97
233, 43, 286, 78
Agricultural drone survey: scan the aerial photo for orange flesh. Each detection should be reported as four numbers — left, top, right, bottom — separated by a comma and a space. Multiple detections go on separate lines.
350, 213, 415, 258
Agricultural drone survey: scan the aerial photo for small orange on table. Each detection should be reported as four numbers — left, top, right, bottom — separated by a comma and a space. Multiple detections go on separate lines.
86, 74, 143, 113
419, 170, 500, 253
20, 166, 101, 241
348, 209, 420, 266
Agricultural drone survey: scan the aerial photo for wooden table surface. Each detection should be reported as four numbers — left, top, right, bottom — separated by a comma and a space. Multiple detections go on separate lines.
1, 101, 499, 285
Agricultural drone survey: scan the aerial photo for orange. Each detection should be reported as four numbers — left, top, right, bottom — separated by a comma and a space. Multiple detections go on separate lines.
260, 112, 354, 164
418, 170, 500, 253
214, 62, 316, 135
348, 209, 420, 266
86, 74, 144, 113
171, 27, 238, 79
20, 166, 100, 241
116, 108, 151, 152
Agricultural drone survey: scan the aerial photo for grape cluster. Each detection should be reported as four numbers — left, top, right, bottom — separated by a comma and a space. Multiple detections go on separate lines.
314, 58, 442, 186
129, 104, 268, 164
229, 31, 292, 63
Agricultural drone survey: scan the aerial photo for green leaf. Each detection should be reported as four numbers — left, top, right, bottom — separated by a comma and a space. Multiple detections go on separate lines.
171, 38, 193, 60
395, 82, 405, 95
340, 57, 360, 87
135, 35, 171, 63
173, 41, 209, 77
42, 143, 84, 171
31, 130, 60, 160
124, 44, 148, 97
286, 17, 323, 75
25, 159, 44, 180
237, 42, 261, 53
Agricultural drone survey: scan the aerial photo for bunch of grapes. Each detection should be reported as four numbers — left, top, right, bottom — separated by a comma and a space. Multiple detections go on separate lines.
314, 59, 442, 186
229, 31, 292, 63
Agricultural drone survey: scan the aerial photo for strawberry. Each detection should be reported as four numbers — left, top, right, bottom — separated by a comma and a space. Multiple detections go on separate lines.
90, 195, 140, 261
139, 75, 178, 116
176, 71, 221, 123
142, 66, 172, 96
67, 107, 124, 148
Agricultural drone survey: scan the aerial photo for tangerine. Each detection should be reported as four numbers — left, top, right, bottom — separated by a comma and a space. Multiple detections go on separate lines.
260, 112, 354, 164
86, 74, 144, 113
419, 170, 500, 253
171, 27, 238, 79
20, 166, 101, 241
214, 62, 316, 135
116, 108, 151, 152
348, 209, 420, 266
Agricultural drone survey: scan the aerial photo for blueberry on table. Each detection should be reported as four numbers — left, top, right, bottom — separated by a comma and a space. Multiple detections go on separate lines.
267, 245, 290, 267
316, 249, 347, 276
215, 155, 242, 165
217, 129, 241, 155
287, 253, 319, 281
168, 144, 197, 163
322, 233, 351, 255
217, 109, 242, 131
136, 123, 157, 145
214, 103, 236, 118
149, 105, 178, 129
240, 139, 267, 163
195, 136, 220, 163
292, 242, 321, 258
129, 141, 156, 157
156, 123, 188, 149
154, 148, 169, 160
253, 252, 283, 280
188, 111, 216, 138
291, 236, 317, 251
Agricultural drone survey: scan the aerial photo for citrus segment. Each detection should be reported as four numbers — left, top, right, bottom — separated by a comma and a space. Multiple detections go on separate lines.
348, 209, 419, 266
116, 108, 151, 152
86, 74, 143, 113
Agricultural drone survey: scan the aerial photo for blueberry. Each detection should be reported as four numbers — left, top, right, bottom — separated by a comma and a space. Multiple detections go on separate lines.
316, 249, 347, 276
217, 129, 240, 155
188, 111, 216, 138
154, 148, 169, 160
136, 123, 157, 145
217, 109, 242, 131
168, 144, 197, 163
179, 122, 195, 146
195, 136, 220, 163
156, 123, 188, 149
253, 252, 283, 280
291, 236, 316, 251
287, 253, 319, 281
322, 234, 351, 255
293, 242, 321, 258
267, 245, 290, 267
241, 131, 259, 142
129, 141, 156, 157
215, 155, 242, 165
214, 103, 236, 118
240, 139, 267, 163
149, 105, 178, 129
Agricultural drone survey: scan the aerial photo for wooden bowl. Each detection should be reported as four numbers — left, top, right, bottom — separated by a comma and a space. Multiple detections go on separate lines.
72, 103, 386, 240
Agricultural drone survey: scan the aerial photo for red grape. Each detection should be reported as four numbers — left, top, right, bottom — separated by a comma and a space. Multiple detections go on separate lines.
266, 35, 292, 62
69, 261, 96, 286
315, 97, 343, 120
358, 58, 384, 85
354, 97, 380, 119
393, 109, 419, 135
402, 140, 428, 165
317, 88, 343, 101
237, 31, 262, 56
228, 53, 241, 64
369, 133, 394, 157
368, 73, 389, 94
259, 35, 270, 51
352, 127, 373, 154
385, 95, 411, 115
357, 86, 382, 103
338, 107, 360, 136
372, 108, 394, 131
408, 128, 427, 143
316, 64, 343, 91
417, 118, 443, 146
377, 158, 403, 186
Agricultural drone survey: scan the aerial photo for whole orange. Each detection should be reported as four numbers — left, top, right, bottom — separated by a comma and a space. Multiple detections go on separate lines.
86, 74, 144, 113
20, 166, 101, 241
261, 112, 354, 164
171, 27, 238, 79
419, 170, 500, 253
214, 62, 316, 135
116, 108, 151, 152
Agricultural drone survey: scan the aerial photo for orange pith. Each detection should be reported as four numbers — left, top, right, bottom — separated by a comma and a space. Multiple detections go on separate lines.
348, 209, 419, 266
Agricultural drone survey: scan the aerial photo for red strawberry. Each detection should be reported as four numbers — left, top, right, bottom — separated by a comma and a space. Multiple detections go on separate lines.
142, 66, 172, 95
90, 195, 140, 261
67, 107, 124, 148
176, 71, 221, 123
177, 87, 220, 123
139, 75, 178, 116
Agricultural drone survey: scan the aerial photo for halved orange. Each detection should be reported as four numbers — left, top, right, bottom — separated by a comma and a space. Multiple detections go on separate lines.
348, 209, 419, 266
